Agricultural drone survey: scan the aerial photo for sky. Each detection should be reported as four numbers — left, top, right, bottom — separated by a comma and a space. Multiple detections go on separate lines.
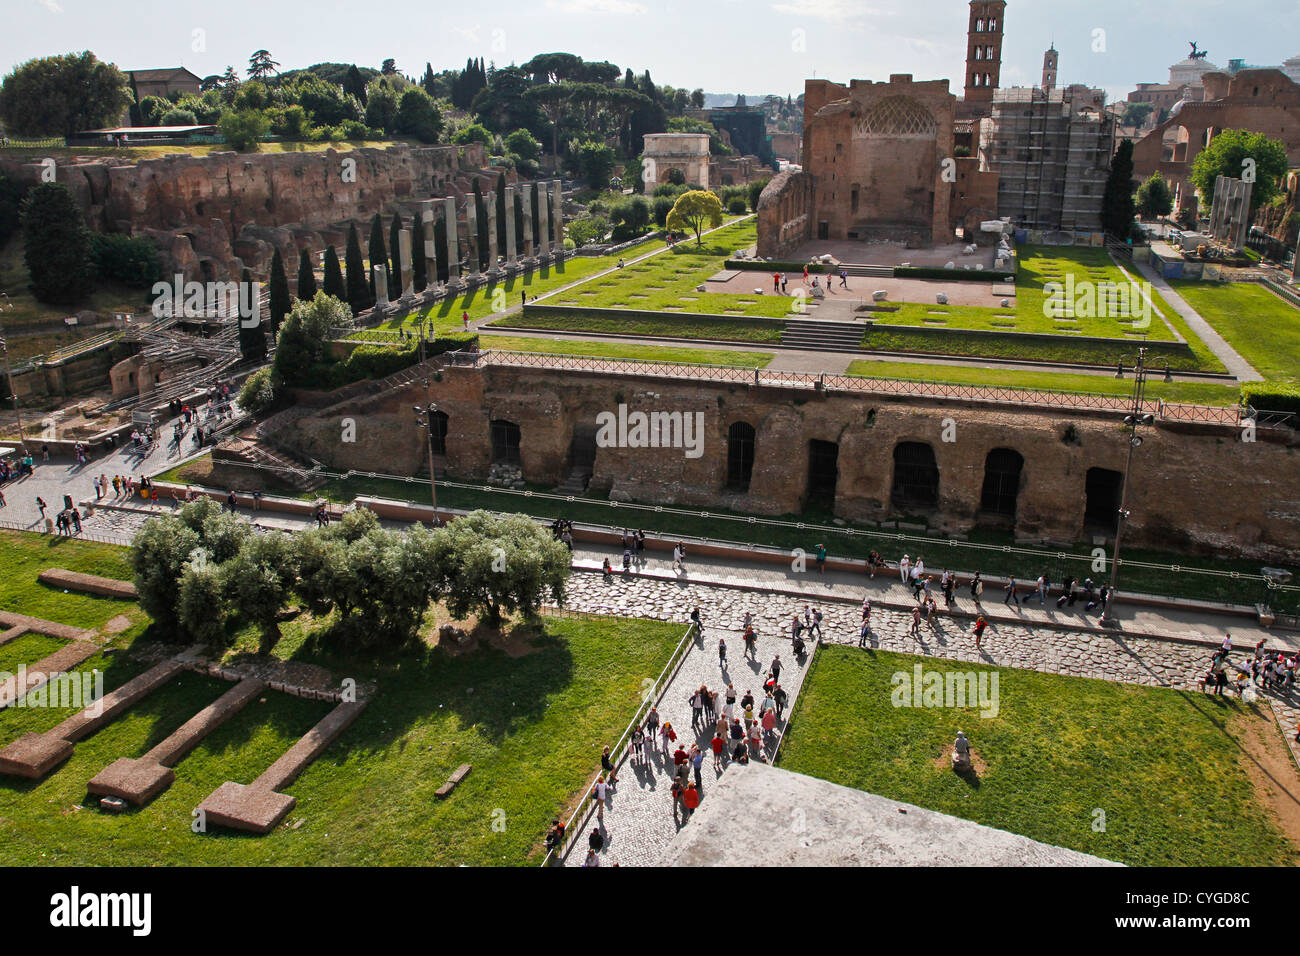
5, 0, 1300, 104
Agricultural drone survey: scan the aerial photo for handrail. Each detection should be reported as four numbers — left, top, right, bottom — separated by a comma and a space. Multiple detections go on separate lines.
540, 618, 697, 867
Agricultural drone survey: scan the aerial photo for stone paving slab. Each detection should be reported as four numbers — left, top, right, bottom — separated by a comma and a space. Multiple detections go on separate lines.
0, 611, 94, 642
0, 732, 74, 779
196, 781, 296, 835
37, 568, 137, 600
87, 757, 174, 805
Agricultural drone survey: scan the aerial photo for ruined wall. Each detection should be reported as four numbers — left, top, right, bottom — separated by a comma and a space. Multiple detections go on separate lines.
756, 170, 813, 258
277, 364, 1300, 560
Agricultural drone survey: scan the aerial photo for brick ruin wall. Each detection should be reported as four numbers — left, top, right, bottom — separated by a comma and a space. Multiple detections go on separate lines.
0, 142, 490, 284
275, 364, 1300, 561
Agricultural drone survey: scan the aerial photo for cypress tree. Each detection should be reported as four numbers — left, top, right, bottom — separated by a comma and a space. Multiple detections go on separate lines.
322, 244, 346, 300
237, 266, 266, 361
267, 248, 290, 340
345, 222, 371, 313
19, 183, 94, 305
296, 248, 317, 301
389, 212, 403, 294
513, 191, 525, 255
1101, 139, 1137, 239
411, 214, 427, 292
368, 212, 388, 299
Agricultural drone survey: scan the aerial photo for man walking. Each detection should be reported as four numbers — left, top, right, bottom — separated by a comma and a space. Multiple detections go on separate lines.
1004, 576, 1020, 606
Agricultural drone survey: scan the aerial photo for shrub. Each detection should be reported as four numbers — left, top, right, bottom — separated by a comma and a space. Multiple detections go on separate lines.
89, 233, 161, 287
652, 196, 675, 226
726, 196, 748, 215
160, 108, 197, 127
1242, 382, 1300, 421
238, 366, 280, 416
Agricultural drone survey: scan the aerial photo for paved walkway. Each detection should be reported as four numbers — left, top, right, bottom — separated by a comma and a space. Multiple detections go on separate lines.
1133, 259, 1262, 382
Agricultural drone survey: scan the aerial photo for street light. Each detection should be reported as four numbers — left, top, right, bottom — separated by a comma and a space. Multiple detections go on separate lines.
413, 381, 439, 516
1100, 347, 1154, 626
0, 292, 29, 456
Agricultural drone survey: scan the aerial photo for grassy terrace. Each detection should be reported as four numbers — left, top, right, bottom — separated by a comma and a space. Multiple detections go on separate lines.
477, 334, 774, 367
0, 529, 681, 865
779, 647, 1297, 866
0, 139, 397, 161
1170, 279, 1300, 383
844, 359, 1243, 406
153, 457, 1299, 612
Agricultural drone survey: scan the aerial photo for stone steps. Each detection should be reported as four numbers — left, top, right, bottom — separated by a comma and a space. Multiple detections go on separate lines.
780, 319, 866, 352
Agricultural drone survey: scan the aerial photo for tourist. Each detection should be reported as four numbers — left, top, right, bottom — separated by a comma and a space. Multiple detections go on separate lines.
743, 624, 757, 660
673, 541, 686, 572
645, 705, 660, 747
973, 614, 989, 650
774, 684, 788, 720
630, 726, 645, 767
588, 827, 604, 854
690, 689, 704, 731
544, 819, 566, 855
1057, 575, 1076, 609
690, 605, 704, 638
1004, 576, 1020, 606
971, 571, 984, 604
781, 273, 788, 294
592, 774, 609, 821
910, 605, 922, 636
36, 495, 47, 518
899, 553, 911, 583
462, 311, 470, 331
729, 717, 745, 753
691, 745, 704, 789
859, 618, 871, 647
867, 550, 880, 578
708, 687, 719, 721
802, 264, 809, 283
600, 745, 618, 785
602, 557, 613, 583
839, 268, 849, 289
1036, 574, 1048, 605
770, 654, 782, 683
772, 271, 781, 293
718, 636, 727, 668
226, 489, 237, 513
711, 731, 725, 770
815, 542, 827, 575
660, 720, 676, 759
681, 782, 700, 820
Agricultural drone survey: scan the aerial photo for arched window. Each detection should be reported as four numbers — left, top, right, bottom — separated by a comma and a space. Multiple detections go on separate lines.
988, 17, 997, 31
892, 442, 939, 509
976, 17, 985, 31
975, 47, 983, 61
726, 422, 756, 492
429, 410, 449, 456
984, 73, 992, 87
980, 448, 1024, 517
490, 419, 521, 465
986, 45, 995, 59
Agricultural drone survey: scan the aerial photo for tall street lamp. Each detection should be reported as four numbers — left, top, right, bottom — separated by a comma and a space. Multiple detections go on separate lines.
414, 380, 439, 516
0, 293, 30, 456
1100, 347, 1154, 627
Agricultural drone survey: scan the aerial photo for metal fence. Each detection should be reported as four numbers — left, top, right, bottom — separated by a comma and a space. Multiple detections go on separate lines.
448, 349, 1248, 425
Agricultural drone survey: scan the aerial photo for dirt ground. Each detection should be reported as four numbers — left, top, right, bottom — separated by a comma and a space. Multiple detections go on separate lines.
1236, 708, 1300, 859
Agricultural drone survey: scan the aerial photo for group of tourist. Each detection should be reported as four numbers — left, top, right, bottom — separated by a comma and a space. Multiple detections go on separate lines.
549, 518, 576, 551
92, 472, 154, 502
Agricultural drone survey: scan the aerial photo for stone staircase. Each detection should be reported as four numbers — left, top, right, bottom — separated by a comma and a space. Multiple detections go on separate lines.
214, 437, 325, 492
839, 263, 894, 278
780, 319, 866, 352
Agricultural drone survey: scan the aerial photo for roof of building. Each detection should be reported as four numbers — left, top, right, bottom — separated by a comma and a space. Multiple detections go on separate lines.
128, 67, 203, 83
80, 125, 215, 135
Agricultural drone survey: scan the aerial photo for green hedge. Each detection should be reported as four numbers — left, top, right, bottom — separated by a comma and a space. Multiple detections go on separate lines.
724, 259, 828, 273
893, 266, 1015, 282
1242, 382, 1300, 419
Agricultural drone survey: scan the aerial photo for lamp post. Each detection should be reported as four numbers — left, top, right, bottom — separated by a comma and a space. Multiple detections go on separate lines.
414, 380, 439, 516
0, 293, 30, 456
1100, 347, 1154, 627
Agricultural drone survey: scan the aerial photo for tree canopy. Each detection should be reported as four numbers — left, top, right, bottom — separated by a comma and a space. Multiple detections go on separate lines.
1190, 129, 1289, 215
0, 51, 132, 136
665, 190, 724, 246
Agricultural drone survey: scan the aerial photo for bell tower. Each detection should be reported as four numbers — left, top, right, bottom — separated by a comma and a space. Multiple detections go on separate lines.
1042, 43, 1059, 91
964, 0, 1006, 112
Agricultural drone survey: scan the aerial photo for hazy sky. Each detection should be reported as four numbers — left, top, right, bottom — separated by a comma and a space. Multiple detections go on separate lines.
6, 0, 1300, 103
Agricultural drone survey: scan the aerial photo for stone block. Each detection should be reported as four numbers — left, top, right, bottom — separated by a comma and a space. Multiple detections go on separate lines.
0, 733, 75, 779
88, 757, 175, 805
197, 782, 296, 835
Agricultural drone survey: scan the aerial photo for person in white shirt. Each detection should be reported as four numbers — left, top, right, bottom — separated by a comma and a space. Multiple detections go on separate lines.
899, 554, 911, 583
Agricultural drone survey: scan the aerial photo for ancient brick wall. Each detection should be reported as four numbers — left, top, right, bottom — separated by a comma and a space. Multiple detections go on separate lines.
276, 364, 1300, 561
756, 170, 813, 258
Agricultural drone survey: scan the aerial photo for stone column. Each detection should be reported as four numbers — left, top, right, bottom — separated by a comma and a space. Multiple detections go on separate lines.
398, 228, 414, 299
373, 264, 389, 308
504, 185, 517, 270
444, 197, 460, 285
486, 191, 499, 274
519, 183, 534, 260
551, 179, 564, 252
419, 200, 439, 293
466, 195, 481, 278
537, 181, 551, 259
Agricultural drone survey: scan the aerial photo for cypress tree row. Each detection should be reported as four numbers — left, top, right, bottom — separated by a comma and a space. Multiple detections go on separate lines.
368, 213, 388, 299
297, 247, 317, 301
513, 191, 525, 255
267, 248, 291, 341
323, 245, 346, 300
345, 222, 371, 314
433, 215, 449, 284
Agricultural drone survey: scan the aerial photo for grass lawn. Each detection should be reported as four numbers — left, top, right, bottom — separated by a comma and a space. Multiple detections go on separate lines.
0, 530, 681, 865
1170, 280, 1300, 383
779, 646, 1297, 866
844, 359, 1243, 406
489, 309, 783, 343
0, 632, 68, 674
0, 235, 149, 336
478, 334, 774, 367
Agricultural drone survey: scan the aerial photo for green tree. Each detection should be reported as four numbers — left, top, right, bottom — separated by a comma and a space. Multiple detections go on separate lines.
571, 139, 615, 190
505, 128, 540, 162
177, 563, 227, 645
1101, 139, 1137, 238
129, 515, 202, 636
0, 174, 26, 247
221, 532, 298, 652
411, 213, 427, 292
453, 122, 492, 147
247, 49, 280, 80
218, 108, 270, 152
160, 107, 197, 126
394, 87, 442, 143
297, 248, 317, 300
273, 292, 352, 386
568, 215, 609, 246
345, 223, 371, 313
431, 511, 570, 626
20, 183, 93, 305
237, 266, 267, 362
665, 189, 724, 246
323, 244, 346, 300
368, 213, 388, 299
238, 365, 278, 414
364, 80, 400, 133
1190, 129, 1289, 215
268, 247, 291, 339
1121, 102, 1155, 128
88, 233, 160, 287
1135, 172, 1174, 220
472, 178, 488, 270
0, 51, 132, 137
343, 64, 368, 106
747, 177, 771, 214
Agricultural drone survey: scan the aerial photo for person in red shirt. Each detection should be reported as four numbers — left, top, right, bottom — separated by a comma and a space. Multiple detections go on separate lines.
673, 745, 688, 767
682, 782, 700, 819
772, 272, 781, 292
973, 614, 988, 649
711, 733, 725, 770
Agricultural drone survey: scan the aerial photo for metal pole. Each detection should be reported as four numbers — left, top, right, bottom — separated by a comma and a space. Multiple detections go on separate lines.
1100, 348, 1147, 626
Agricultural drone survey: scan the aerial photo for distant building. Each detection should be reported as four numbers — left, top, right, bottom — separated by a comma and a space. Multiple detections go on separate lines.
685, 105, 775, 168
978, 83, 1116, 232
641, 133, 710, 191
960, 0, 1007, 119
128, 67, 203, 100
